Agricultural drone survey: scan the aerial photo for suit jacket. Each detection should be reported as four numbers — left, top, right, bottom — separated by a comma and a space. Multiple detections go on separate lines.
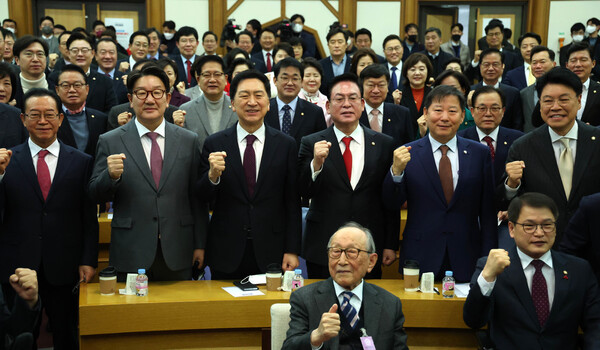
106, 102, 178, 130
250, 51, 269, 73
560, 193, 600, 283
57, 107, 107, 158
382, 136, 497, 282
0, 286, 40, 350
465, 49, 520, 83
13, 76, 55, 110
471, 82, 523, 131
88, 121, 208, 273
298, 31, 317, 59
0, 104, 27, 149
264, 98, 327, 149
382, 61, 404, 103
500, 121, 600, 244
359, 102, 415, 147
400, 85, 432, 135
48, 69, 118, 114
180, 94, 238, 149
41, 36, 60, 55
299, 127, 398, 266
503, 65, 528, 91
0, 142, 98, 285
463, 248, 600, 350
402, 41, 425, 61
111, 70, 129, 104
198, 124, 301, 273
440, 41, 472, 70
282, 278, 408, 350
172, 54, 201, 89
318, 56, 352, 95
520, 84, 537, 132
421, 49, 455, 78
184, 85, 203, 101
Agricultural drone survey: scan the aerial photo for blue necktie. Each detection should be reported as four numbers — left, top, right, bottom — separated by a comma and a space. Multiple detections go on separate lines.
390, 67, 398, 91
282, 105, 292, 135
340, 291, 359, 330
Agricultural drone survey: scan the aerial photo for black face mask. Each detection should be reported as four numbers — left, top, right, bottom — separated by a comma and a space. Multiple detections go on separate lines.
407, 35, 418, 43
451, 34, 461, 42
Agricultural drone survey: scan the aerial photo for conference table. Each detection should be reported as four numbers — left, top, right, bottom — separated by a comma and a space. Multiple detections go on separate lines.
79, 279, 478, 350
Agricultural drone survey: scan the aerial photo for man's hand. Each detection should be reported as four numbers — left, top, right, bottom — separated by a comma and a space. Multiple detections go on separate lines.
117, 111, 132, 126
0, 148, 12, 175
497, 211, 508, 221
208, 151, 227, 182
467, 90, 475, 108
392, 89, 402, 105
48, 53, 58, 69
391, 146, 412, 176
382, 249, 396, 266
473, 50, 482, 63
107, 153, 127, 180
159, 44, 168, 52
281, 253, 299, 271
505, 161, 525, 188
175, 81, 186, 94
481, 249, 510, 282
119, 61, 130, 73
9, 268, 38, 309
172, 110, 186, 127
193, 249, 204, 268
79, 265, 96, 283
417, 115, 427, 137
310, 304, 340, 346
312, 140, 332, 172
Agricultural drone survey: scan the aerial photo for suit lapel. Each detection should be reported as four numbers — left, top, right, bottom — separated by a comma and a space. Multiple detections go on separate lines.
449, 138, 469, 207
546, 251, 569, 329
46, 143, 74, 203
265, 99, 280, 131
223, 125, 250, 199
531, 127, 566, 200
571, 123, 598, 199
120, 122, 156, 190
195, 98, 213, 136
324, 128, 352, 190
359, 110, 371, 130
157, 123, 181, 192
362, 283, 382, 338
12, 144, 44, 202
582, 82, 598, 118
506, 248, 541, 329
414, 137, 446, 205
218, 97, 235, 131
289, 99, 306, 138
254, 127, 277, 196
58, 114, 76, 148
355, 128, 376, 190
316, 279, 340, 350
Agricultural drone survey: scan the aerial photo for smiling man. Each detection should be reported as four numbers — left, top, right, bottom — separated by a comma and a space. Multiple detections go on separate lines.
173, 26, 201, 89
95, 38, 128, 104
421, 27, 454, 78
521, 46, 557, 132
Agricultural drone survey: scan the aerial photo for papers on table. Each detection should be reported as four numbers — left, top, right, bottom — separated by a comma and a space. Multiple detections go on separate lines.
222, 286, 265, 297
454, 283, 470, 298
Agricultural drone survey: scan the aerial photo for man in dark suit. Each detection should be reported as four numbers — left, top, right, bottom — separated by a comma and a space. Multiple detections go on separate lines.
199, 70, 301, 279
383, 85, 497, 282
470, 48, 524, 131
290, 14, 318, 59
502, 68, 600, 245
95, 38, 129, 104
566, 42, 600, 126
89, 66, 207, 281
559, 23, 586, 67
359, 64, 414, 147
520, 46, 556, 132
299, 74, 398, 279
55, 65, 107, 158
382, 34, 404, 103
354, 28, 385, 63
0, 103, 27, 149
0, 268, 40, 350
421, 27, 454, 79
250, 28, 276, 74
282, 223, 408, 350
402, 23, 424, 61
264, 58, 326, 149
115, 30, 149, 74
463, 192, 600, 349
12, 35, 54, 110
171, 26, 201, 89
0, 88, 98, 349
503, 32, 542, 91
319, 28, 351, 95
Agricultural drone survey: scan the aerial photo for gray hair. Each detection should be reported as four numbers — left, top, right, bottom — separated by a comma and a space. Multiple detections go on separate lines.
327, 222, 376, 253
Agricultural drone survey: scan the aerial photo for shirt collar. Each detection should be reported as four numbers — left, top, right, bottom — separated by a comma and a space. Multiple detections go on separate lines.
98, 67, 116, 78
276, 96, 299, 112
583, 78, 590, 91
388, 61, 402, 70
147, 52, 160, 60
476, 125, 500, 141
134, 117, 166, 138
332, 279, 364, 303
548, 120, 578, 143
28, 138, 60, 158
482, 81, 500, 89
428, 133, 458, 154
330, 54, 347, 65
237, 122, 266, 145
364, 102, 384, 116
428, 50, 439, 58
262, 49, 273, 56
333, 124, 364, 145
517, 247, 553, 270
180, 54, 194, 64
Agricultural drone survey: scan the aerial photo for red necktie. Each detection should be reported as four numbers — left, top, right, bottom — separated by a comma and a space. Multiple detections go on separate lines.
439, 145, 453, 204
37, 150, 51, 200
186, 59, 192, 86
531, 260, 550, 327
244, 135, 257, 197
342, 137, 352, 181
146, 132, 163, 189
266, 53, 272, 72
483, 136, 495, 161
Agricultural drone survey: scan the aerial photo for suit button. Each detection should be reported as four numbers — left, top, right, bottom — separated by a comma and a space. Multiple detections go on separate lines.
153, 217, 157, 221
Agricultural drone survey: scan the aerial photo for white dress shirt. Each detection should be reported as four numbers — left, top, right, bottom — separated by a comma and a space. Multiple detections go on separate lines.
387, 62, 402, 89
276, 96, 299, 128
577, 78, 590, 120
237, 122, 266, 181
28, 138, 60, 181
134, 118, 166, 168
476, 126, 500, 150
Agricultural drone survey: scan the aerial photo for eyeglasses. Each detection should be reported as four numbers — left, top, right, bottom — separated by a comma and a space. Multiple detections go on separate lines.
277, 76, 301, 83
365, 83, 387, 90
132, 89, 166, 100
58, 82, 87, 90
69, 47, 92, 55
481, 62, 502, 69
132, 42, 149, 48
513, 221, 556, 234
475, 106, 502, 114
541, 97, 574, 108
98, 50, 116, 56
22, 51, 46, 59
385, 46, 402, 53
331, 95, 361, 104
179, 38, 197, 45
25, 113, 59, 121
327, 247, 372, 260
487, 31, 502, 37
200, 72, 224, 79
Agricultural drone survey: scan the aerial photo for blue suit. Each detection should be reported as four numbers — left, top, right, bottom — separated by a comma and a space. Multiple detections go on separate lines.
171, 54, 201, 89
382, 136, 497, 282
250, 51, 269, 73
503, 66, 528, 91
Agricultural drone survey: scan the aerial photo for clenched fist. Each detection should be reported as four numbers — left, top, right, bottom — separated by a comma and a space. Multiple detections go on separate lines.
505, 161, 525, 188
10, 268, 38, 309
0, 148, 12, 174
481, 249, 510, 282
119, 61, 130, 73
391, 146, 412, 176
312, 140, 332, 172
107, 153, 127, 179
118, 111, 132, 126
172, 110, 186, 127
208, 151, 227, 183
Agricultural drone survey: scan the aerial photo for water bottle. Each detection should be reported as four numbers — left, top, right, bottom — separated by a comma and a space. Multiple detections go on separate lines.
291, 269, 304, 290
135, 269, 148, 296
442, 271, 455, 298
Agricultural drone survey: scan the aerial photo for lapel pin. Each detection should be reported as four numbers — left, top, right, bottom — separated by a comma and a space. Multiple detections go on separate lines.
503, 141, 507, 145
93, 77, 96, 80
301, 112, 304, 116
592, 136, 596, 140
563, 270, 568, 280
228, 105, 232, 108
463, 150, 467, 154
594, 90, 597, 93
91, 115, 95, 118
387, 118, 391, 122
371, 142, 375, 146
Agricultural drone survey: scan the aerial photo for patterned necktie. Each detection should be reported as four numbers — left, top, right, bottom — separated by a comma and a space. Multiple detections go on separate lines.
37, 150, 51, 200
558, 137, 573, 199
266, 52, 272, 72
342, 136, 353, 181
146, 132, 163, 189
340, 291, 359, 330
390, 67, 398, 91
244, 135, 257, 197
439, 145, 453, 204
482, 136, 495, 161
281, 105, 292, 135
186, 59, 192, 85
531, 260, 550, 327
369, 109, 381, 132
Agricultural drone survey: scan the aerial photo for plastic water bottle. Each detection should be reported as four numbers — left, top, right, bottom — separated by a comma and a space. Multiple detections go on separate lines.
442, 271, 455, 298
291, 269, 304, 290
136, 269, 148, 296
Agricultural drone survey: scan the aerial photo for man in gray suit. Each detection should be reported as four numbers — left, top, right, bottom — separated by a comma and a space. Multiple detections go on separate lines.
440, 23, 471, 70
89, 66, 208, 281
520, 46, 555, 132
180, 55, 237, 148
283, 222, 408, 350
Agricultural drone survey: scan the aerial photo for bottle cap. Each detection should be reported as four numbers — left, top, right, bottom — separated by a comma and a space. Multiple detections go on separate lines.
445, 271, 453, 277
138, 269, 146, 274
294, 269, 302, 275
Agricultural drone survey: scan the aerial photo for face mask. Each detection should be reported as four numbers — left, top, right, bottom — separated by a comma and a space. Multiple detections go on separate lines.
573, 34, 584, 42
586, 25, 597, 34
5, 27, 14, 34
347, 39, 352, 47
407, 34, 418, 43
96, 30, 103, 38
41, 25, 53, 35
164, 32, 174, 40
292, 23, 303, 34
451, 34, 461, 42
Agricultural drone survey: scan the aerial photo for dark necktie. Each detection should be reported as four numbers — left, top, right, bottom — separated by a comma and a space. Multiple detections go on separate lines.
146, 132, 163, 189
438, 145, 453, 204
482, 136, 495, 161
244, 135, 257, 197
531, 260, 550, 327
342, 136, 353, 181
281, 105, 292, 135
186, 59, 192, 85
340, 291, 359, 330
266, 52, 272, 72
105, 72, 112, 79
390, 66, 398, 91
37, 150, 51, 200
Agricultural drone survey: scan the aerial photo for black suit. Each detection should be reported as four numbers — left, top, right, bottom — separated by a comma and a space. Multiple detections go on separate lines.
109, 70, 129, 104
264, 98, 327, 149
48, 70, 118, 114
400, 85, 432, 135
465, 49, 520, 83
0, 286, 40, 350
250, 51, 269, 73
57, 107, 108, 158
13, 77, 55, 110
171, 54, 200, 89
318, 56, 351, 95
0, 104, 27, 149
359, 102, 415, 147
402, 41, 424, 61
421, 50, 454, 78
106, 102, 178, 130
471, 82, 524, 131
198, 124, 301, 276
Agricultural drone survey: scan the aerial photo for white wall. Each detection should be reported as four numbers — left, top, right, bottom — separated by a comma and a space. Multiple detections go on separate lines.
548, 0, 600, 62
0, 0, 8, 21
356, 1, 401, 57
165, 0, 209, 55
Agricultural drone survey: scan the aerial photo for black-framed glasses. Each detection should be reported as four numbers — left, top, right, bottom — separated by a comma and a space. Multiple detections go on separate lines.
58, 82, 87, 90
513, 221, 556, 234
327, 247, 372, 260
25, 113, 59, 121
475, 106, 502, 114
132, 89, 166, 100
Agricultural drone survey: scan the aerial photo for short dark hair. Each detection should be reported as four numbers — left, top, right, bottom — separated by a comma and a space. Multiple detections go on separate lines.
423, 85, 466, 111
273, 43, 294, 59
433, 70, 471, 97
227, 58, 253, 83
485, 19, 504, 34
480, 48, 504, 64
101, 27, 116, 40
0, 62, 17, 101
504, 28, 513, 40
57, 64, 88, 83
274, 57, 303, 78
156, 57, 179, 83
290, 14, 305, 24
13, 35, 49, 58
202, 31, 218, 42
3, 19, 16, 27
566, 41, 593, 61
71, 27, 88, 37
355, 28, 372, 41
129, 30, 149, 45
192, 54, 225, 76
57, 30, 71, 44
235, 30, 253, 44
54, 24, 66, 32
402, 53, 433, 82
536, 67, 583, 97
66, 32, 93, 50
326, 28, 348, 42
247, 19, 262, 34
91, 20, 105, 29
350, 48, 379, 76
571, 22, 585, 34
23, 88, 61, 112
530, 45, 555, 62
359, 63, 390, 83
444, 57, 462, 69
301, 57, 324, 78
175, 26, 199, 42
162, 20, 176, 30
507, 192, 558, 224
39, 16, 54, 26
2, 28, 15, 42
223, 47, 250, 69
145, 27, 161, 38
127, 65, 170, 92
286, 36, 305, 52
587, 17, 600, 26
451, 23, 463, 32
518, 32, 542, 47
260, 28, 276, 40
382, 34, 402, 49
328, 73, 361, 100
471, 85, 506, 107
424, 27, 441, 38
132, 58, 154, 72
230, 69, 270, 99
96, 37, 118, 50
404, 23, 418, 34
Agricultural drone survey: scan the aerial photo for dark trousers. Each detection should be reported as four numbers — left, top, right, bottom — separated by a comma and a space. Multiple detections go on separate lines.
306, 259, 382, 279
211, 239, 261, 280
117, 240, 192, 282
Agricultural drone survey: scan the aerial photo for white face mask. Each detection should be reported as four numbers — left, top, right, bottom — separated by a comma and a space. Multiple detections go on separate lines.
292, 23, 303, 34
5, 27, 14, 34
164, 32, 174, 40
586, 25, 597, 34
573, 34, 584, 42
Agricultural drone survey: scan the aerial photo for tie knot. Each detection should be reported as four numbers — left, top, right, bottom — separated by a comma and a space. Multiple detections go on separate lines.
266, 52, 271, 57
342, 291, 354, 300
482, 136, 493, 143
342, 136, 352, 147
439, 144, 449, 156
283, 104, 291, 111
38, 150, 49, 159
370, 108, 379, 116
391, 66, 397, 72
560, 137, 570, 148
531, 259, 545, 271
146, 132, 159, 142
246, 134, 257, 146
